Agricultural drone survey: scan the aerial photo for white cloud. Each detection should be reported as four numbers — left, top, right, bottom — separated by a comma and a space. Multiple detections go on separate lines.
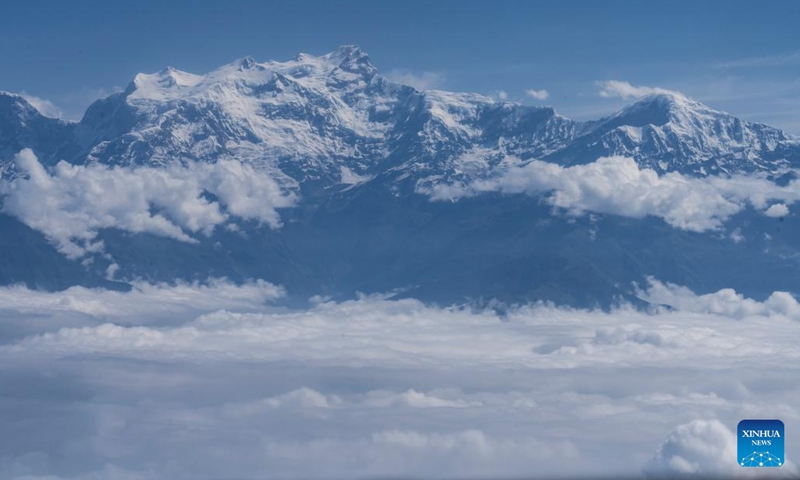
3, 281, 800, 479
223, 387, 341, 418
0, 278, 283, 320
6, 282, 800, 369
596, 80, 679, 100
0, 149, 297, 258
637, 277, 800, 321
765, 203, 790, 217
46, 86, 126, 121
715, 50, 800, 69
494, 90, 508, 100
223, 387, 473, 418
644, 420, 739, 476
644, 419, 798, 477
256, 429, 578, 479
385, 69, 446, 90
424, 154, 800, 232
525, 88, 550, 100
361, 389, 474, 409
730, 228, 745, 243
19, 92, 65, 119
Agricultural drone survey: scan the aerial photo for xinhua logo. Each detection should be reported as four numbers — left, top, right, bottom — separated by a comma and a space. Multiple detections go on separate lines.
738, 419, 784, 468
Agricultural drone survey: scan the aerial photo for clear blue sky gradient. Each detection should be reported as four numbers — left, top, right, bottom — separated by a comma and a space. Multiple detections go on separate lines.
2, 0, 799, 132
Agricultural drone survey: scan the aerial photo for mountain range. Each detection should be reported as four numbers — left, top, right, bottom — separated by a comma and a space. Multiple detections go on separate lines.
1, 45, 799, 306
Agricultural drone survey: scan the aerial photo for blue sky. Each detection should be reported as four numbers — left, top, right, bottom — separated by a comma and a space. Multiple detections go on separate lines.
2, 0, 800, 132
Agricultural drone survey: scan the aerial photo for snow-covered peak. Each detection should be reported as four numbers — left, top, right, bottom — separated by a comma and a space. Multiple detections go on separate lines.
126, 45, 379, 104
599, 92, 763, 135
320, 45, 376, 74
20, 47, 796, 193
237, 55, 258, 69
70, 46, 405, 185
637, 93, 728, 122
0, 91, 77, 126
131, 67, 204, 99
567, 92, 795, 175
322, 45, 369, 64
0, 91, 41, 117
593, 93, 697, 129
0, 92, 75, 174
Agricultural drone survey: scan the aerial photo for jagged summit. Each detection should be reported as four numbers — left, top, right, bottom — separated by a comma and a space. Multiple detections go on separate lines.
0, 91, 40, 116
1, 46, 799, 188
600, 93, 691, 128
587, 92, 748, 136
321, 45, 376, 75
549, 91, 796, 175
237, 55, 258, 69
0, 92, 75, 172
132, 67, 203, 93
323, 44, 370, 63
124, 46, 379, 102
0, 91, 78, 123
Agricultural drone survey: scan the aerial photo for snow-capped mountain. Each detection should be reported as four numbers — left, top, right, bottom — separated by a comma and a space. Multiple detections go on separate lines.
6, 45, 796, 191
547, 93, 798, 175
1, 46, 800, 306
62, 45, 585, 192
69, 47, 396, 187
0, 92, 73, 175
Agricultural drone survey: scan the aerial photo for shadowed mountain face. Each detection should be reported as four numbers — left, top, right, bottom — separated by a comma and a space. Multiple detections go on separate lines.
1, 46, 799, 306
0, 94, 75, 175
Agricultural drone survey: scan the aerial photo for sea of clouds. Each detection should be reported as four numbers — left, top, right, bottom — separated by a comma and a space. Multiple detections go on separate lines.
2, 278, 800, 479
2, 149, 800, 478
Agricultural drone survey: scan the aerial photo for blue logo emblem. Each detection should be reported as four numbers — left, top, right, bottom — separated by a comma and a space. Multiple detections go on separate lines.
738, 419, 784, 467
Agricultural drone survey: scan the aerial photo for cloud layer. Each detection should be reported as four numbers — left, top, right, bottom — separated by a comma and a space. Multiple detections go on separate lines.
525, 88, 550, 100
1, 280, 800, 479
639, 277, 800, 320
645, 419, 797, 477
596, 80, 678, 99
0, 150, 297, 257
385, 69, 446, 90
425, 155, 799, 232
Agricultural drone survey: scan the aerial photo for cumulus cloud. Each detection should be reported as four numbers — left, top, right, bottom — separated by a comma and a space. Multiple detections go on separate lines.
644, 419, 739, 476
493, 90, 508, 100
19, 91, 65, 119
0, 149, 297, 258
424, 154, 800, 232
645, 419, 798, 477
3, 280, 800, 479
765, 203, 790, 217
596, 80, 679, 100
525, 88, 550, 100
638, 277, 800, 321
385, 69, 446, 90
222, 387, 478, 419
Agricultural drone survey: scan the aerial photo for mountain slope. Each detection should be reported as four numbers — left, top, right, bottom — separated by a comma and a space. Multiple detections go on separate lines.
0, 92, 75, 176
1, 46, 799, 306
4, 47, 798, 192
546, 93, 798, 175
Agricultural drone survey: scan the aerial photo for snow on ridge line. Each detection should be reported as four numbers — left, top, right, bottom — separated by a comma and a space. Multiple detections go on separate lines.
0, 149, 297, 258
73, 47, 798, 190
127, 46, 378, 102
